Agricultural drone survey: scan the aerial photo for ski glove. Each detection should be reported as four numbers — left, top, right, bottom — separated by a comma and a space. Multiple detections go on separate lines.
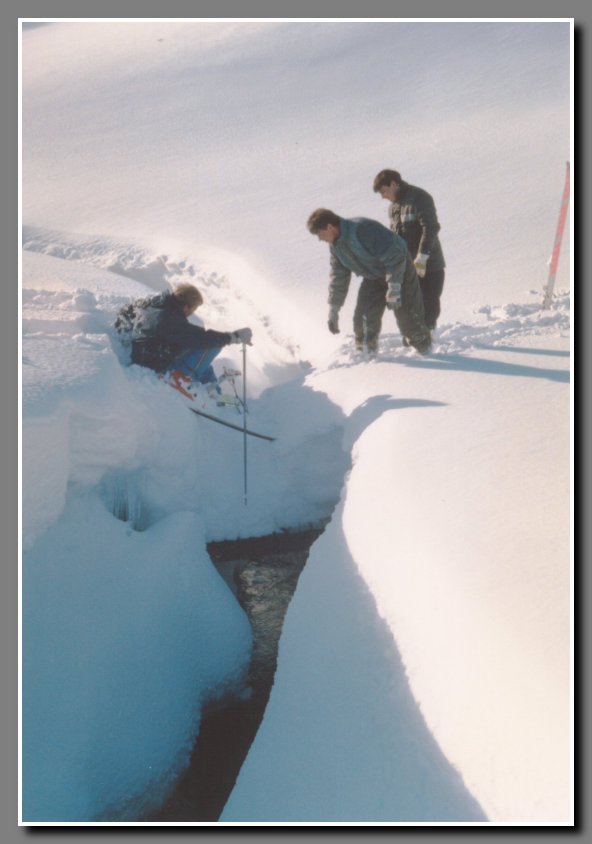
230, 327, 253, 345
327, 305, 340, 334
385, 282, 402, 310
414, 253, 429, 278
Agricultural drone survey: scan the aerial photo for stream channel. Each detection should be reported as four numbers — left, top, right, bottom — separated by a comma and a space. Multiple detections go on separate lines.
147, 526, 324, 822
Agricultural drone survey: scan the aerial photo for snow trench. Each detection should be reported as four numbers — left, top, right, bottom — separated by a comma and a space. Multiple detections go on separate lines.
21, 241, 360, 822
93, 385, 488, 824
23, 236, 565, 822
93, 388, 353, 822
146, 529, 325, 822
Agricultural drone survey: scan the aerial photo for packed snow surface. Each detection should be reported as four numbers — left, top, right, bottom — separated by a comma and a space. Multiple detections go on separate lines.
21, 20, 572, 825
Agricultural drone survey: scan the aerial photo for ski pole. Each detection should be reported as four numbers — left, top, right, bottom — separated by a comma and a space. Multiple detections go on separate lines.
242, 342, 248, 506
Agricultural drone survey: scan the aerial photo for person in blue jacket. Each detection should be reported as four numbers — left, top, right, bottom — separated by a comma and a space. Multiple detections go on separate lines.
307, 208, 431, 354
116, 283, 252, 387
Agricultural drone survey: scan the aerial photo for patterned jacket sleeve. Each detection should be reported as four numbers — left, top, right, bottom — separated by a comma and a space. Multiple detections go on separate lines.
414, 189, 441, 257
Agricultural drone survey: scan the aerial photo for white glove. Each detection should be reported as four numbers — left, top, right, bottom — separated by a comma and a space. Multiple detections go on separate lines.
414, 253, 429, 278
385, 282, 402, 310
231, 327, 253, 345
328, 305, 340, 334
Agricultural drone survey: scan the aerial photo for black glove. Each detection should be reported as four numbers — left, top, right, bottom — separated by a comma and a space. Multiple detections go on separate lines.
328, 306, 340, 334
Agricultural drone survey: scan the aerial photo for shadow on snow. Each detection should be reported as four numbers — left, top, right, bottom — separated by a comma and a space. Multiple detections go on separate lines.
381, 350, 569, 384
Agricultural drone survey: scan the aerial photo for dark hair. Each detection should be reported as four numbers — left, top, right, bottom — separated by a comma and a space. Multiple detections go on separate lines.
373, 169, 402, 192
307, 208, 341, 233
172, 283, 203, 312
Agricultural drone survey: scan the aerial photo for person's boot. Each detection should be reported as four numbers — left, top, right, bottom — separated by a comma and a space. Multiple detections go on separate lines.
412, 336, 432, 355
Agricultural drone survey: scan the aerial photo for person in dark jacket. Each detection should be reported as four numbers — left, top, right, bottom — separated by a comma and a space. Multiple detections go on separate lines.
373, 170, 445, 332
116, 283, 252, 387
307, 208, 431, 354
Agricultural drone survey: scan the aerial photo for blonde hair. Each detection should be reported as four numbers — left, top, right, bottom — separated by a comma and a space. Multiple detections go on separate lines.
172, 283, 203, 312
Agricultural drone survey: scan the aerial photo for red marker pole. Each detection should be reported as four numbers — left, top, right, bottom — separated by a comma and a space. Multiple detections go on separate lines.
542, 161, 570, 309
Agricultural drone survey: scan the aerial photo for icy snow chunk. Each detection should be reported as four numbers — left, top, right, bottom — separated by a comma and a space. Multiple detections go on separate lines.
22, 497, 252, 821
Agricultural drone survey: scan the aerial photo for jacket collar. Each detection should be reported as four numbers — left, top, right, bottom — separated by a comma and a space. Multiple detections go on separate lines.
335, 217, 354, 243
168, 294, 186, 315
395, 181, 410, 202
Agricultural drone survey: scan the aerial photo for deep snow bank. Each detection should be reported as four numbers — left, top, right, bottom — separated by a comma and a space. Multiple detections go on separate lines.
22, 500, 250, 821
222, 295, 571, 824
20, 247, 571, 824
21, 247, 350, 549
221, 500, 487, 823
21, 248, 351, 821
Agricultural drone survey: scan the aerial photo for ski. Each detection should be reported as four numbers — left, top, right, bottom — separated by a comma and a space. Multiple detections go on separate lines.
188, 406, 276, 442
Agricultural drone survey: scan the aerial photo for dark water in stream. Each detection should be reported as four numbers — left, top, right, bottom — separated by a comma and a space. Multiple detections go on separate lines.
147, 528, 323, 822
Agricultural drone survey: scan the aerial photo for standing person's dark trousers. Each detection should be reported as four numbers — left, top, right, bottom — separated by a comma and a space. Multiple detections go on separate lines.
353, 278, 387, 350
419, 267, 445, 331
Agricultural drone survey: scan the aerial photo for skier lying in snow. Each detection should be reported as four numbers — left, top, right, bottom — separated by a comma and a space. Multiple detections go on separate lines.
115, 283, 252, 391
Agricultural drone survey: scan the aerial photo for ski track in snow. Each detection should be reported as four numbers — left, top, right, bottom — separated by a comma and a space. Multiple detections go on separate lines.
329, 295, 570, 368
22, 227, 239, 325
21, 226, 301, 363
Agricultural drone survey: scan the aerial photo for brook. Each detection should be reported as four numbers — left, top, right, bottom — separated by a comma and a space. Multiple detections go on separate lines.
147, 527, 324, 822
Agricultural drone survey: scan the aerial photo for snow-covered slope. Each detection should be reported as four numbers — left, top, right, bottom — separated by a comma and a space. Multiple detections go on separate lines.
21, 21, 571, 345
21, 20, 572, 825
